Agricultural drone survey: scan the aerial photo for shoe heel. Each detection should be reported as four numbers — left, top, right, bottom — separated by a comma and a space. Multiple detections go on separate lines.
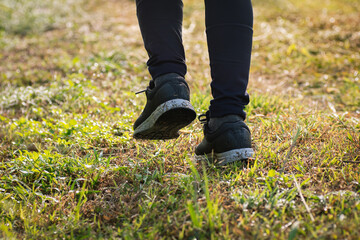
215, 148, 254, 166
134, 99, 196, 139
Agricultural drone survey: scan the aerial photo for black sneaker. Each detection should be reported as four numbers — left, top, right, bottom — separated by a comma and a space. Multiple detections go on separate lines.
133, 73, 196, 140
195, 111, 254, 165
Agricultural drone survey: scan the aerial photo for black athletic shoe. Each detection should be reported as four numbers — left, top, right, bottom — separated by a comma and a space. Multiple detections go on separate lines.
195, 111, 254, 165
133, 73, 196, 140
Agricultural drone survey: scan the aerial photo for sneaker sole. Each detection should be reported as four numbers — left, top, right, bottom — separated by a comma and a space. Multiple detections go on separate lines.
133, 99, 196, 140
195, 148, 254, 166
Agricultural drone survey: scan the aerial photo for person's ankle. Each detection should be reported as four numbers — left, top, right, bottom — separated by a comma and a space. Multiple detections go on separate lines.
208, 114, 244, 131
154, 73, 183, 83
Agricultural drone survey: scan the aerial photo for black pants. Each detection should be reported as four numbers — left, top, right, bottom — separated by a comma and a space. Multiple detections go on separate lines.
136, 0, 253, 119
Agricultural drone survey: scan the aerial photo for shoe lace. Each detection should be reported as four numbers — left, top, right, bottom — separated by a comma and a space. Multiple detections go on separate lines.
135, 80, 155, 95
198, 111, 210, 124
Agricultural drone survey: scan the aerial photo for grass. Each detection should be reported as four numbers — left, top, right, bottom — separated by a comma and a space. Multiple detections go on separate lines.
0, 0, 359, 238
0, 0, 85, 35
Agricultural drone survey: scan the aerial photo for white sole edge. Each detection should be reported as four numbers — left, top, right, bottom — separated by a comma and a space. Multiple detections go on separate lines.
134, 99, 195, 135
194, 148, 254, 166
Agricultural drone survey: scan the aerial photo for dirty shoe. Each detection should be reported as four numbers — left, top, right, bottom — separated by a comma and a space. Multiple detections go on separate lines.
195, 111, 254, 165
133, 73, 196, 140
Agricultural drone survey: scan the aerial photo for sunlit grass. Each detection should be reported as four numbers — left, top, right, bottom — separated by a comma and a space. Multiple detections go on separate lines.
0, 0, 359, 239
0, 0, 85, 35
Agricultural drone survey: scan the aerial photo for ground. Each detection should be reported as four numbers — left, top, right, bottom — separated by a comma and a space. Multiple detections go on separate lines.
0, 0, 359, 239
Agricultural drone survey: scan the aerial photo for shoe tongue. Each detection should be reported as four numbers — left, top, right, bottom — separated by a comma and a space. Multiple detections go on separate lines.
208, 114, 243, 131
148, 80, 155, 89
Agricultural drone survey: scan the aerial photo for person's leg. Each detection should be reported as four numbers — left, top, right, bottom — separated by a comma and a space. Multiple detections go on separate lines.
136, 0, 186, 79
195, 0, 254, 165
205, 0, 253, 119
134, 0, 196, 140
